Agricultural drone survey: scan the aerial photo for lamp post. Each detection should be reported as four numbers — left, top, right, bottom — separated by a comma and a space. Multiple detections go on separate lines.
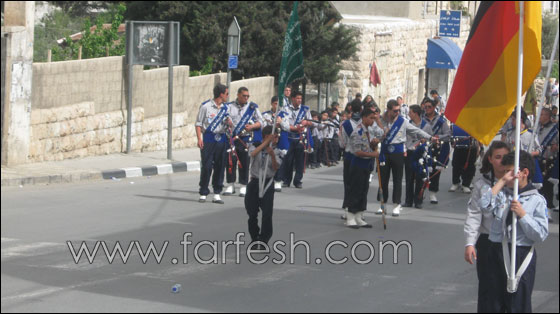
227, 17, 241, 100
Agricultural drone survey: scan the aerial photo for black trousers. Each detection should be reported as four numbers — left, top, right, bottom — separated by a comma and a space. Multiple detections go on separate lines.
226, 139, 250, 185
342, 154, 352, 209
311, 136, 321, 166
452, 146, 477, 187
332, 134, 340, 161
322, 139, 334, 165
475, 234, 493, 313
245, 178, 275, 243
282, 140, 305, 186
199, 141, 227, 195
347, 165, 372, 214
404, 150, 424, 206
378, 153, 405, 204
488, 242, 537, 313
429, 168, 442, 192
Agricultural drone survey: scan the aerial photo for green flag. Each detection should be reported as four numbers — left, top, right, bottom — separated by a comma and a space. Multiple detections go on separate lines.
278, 1, 304, 108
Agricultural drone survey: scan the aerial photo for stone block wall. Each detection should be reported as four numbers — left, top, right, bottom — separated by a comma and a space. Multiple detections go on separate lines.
334, 17, 470, 110
28, 56, 274, 162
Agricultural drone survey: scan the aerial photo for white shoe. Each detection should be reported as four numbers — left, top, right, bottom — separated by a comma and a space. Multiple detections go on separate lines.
376, 207, 384, 215
369, 174, 373, 183
199, 195, 207, 203
340, 208, 347, 220
239, 185, 246, 197
212, 194, 224, 204
462, 186, 472, 194
392, 205, 402, 217
346, 212, 359, 229
430, 192, 438, 204
356, 212, 373, 228
223, 184, 234, 195
448, 184, 460, 192
274, 181, 282, 192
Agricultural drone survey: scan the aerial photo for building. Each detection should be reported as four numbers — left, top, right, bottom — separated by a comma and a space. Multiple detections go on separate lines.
326, 1, 477, 110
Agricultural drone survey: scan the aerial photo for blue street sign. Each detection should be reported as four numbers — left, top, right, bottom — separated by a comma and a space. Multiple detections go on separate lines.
439, 10, 461, 38
228, 55, 238, 69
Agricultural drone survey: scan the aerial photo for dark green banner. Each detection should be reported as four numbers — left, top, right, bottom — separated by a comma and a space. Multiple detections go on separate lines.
278, 1, 304, 108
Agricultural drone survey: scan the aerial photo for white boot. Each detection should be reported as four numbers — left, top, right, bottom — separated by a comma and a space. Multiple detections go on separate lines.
392, 204, 402, 217
274, 181, 282, 192
430, 192, 438, 204
239, 185, 247, 197
355, 212, 372, 228
340, 208, 347, 220
448, 184, 460, 192
346, 212, 359, 229
376, 207, 384, 215
212, 194, 224, 204
223, 184, 235, 195
462, 186, 472, 194
199, 195, 207, 203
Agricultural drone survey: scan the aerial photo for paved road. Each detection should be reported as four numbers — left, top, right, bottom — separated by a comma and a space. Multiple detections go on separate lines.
2, 164, 558, 312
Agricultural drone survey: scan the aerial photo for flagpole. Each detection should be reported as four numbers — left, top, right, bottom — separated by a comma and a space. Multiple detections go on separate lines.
529, 24, 559, 152
508, 0, 524, 294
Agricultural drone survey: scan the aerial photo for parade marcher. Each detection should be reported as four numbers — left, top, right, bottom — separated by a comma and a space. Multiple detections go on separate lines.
320, 110, 335, 166
309, 110, 321, 169
345, 108, 382, 228
339, 99, 363, 219
378, 99, 432, 216
537, 108, 559, 214
330, 106, 341, 162
245, 125, 285, 251
195, 84, 230, 204
280, 91, 313, 189
404, 105, 432, 209
282, 85, 292, 109
223, 87, 264, 197
423, 99, 452, 204
479, 151, 548, 313
262, 96, 291, 193
449, 125, 479, 194
464, 141, 511, 313
397, 96, 409, 119
430, 89, 446, 115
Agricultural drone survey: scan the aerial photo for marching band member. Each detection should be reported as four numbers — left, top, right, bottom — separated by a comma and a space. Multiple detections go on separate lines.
339, 99, 363, 219
195, 84, 230, 204
404, 105, 432, 209
449, 125, 479, 194
537, 108, 559, 216
262, 96, 291, 193
378, 99, 432, 216
345, 108, 381, 228
423, 99, 452, 204
280, 91, 313, 189
224, 87, 264, 198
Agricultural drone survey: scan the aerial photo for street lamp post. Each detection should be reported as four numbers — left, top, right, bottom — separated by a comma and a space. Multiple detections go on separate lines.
227, 17, 241, 100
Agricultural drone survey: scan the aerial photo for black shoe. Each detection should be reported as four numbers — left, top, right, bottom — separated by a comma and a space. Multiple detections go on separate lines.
415, 204, 423, 209
282, 183, 290, 188
294, 184, 303, 189
403, 203, 413, 208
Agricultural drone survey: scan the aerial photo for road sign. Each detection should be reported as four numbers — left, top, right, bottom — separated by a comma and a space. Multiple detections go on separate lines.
228, 55, 238, 69
439, 10, 461, 38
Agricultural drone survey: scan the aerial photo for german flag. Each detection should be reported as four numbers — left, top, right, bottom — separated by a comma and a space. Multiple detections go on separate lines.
446, 1, 541, 145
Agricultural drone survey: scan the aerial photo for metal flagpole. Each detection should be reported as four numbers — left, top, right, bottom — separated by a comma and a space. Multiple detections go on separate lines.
529, 24, 559, 152
508, 0, 524, 294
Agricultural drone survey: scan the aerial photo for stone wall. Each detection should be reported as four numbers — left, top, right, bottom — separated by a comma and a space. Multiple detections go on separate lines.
334, 16, 470, 110
28, 56, 274, 162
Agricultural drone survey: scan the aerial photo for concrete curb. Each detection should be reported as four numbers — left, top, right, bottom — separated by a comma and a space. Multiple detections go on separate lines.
101, 161, 201, 180
1, 161, 201, 187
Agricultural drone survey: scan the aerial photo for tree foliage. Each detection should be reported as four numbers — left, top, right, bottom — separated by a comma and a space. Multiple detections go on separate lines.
53, 3, 126, 61
124, 1, 358, 84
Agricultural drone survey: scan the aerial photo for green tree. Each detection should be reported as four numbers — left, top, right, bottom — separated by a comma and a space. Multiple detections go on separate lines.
33, 9, 83, 62
54, 3, 126, 60
541, 14, 559, 81
124, 1, 358, 83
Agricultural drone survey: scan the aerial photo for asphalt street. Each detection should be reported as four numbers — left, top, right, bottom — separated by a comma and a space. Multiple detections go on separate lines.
1, 164, 559, 312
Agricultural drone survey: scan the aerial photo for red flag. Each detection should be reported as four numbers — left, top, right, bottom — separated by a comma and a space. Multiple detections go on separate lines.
370, 62, 381, 87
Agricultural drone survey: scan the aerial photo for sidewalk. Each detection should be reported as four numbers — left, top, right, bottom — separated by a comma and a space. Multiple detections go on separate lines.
1, 148, 201, 187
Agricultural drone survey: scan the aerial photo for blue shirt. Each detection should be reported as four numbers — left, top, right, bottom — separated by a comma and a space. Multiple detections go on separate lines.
479, 185, 548, 246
